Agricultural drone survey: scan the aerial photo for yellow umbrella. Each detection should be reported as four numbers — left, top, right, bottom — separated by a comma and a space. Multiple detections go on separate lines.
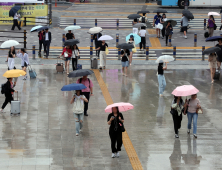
3, 69, 26, 78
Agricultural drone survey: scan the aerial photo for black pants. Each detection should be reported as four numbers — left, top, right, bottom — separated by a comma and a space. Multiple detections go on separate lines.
39, 40, 44, 53
166, 35, 169, 45
44, 41, 50, 58
95, 41, 100, 57
72, 58, 78, 71
172, 113, 182, 135
82, 92, 90, 114
109, 131, 122, 153
11, 19, 21, 30
140, 37, 146, 50
162, 27, 165, 37
1, 95, 13, 109
220, 25, 222, 30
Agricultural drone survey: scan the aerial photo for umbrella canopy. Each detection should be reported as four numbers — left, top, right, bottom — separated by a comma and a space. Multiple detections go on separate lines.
64, 39, 80, 46
203, 47, 221, 55
133, 23, 146, 28
137, 10, 150, 14
61, 83, 87, 91
64, 25, 81, 31
1, 40, 20, 48
88, 27, 103, 34
206, 36, 222, 42
116, 43, 134, 49
127, 14, 141, 19
105, 102, 134, 113
163, 20, 177, 27
9, 6, 21, 17
172, 85, 199, 97
208, 12, 220, 16
126, 33, 141, 45
98, 35, 113, 41
155, 55, 174, 63
3, 69, 26, 78
153, 9, 167, 13
36, 26, 49, 32
30, 25, 42, 32
220, 9, 222, 14
182, 10, 194, 20
68, 69, 94, 78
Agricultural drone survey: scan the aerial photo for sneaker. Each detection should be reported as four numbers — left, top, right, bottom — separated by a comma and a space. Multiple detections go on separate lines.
23, 77, 26, 80
162, 36, 164, 39
159, 94, 163, 97
111, 153, 116, 158
187, 129, 190, 134
184, 36, 187, 39
116, 152, 120, 158
76, 133, 79, 136
175, 134, 179, 138
194, 134, 197, 138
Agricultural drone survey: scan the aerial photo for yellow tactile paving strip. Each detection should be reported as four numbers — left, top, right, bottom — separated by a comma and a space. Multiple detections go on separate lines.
94, 69, 143, 170
147, 29, 156, 35
149, 37, 162, 47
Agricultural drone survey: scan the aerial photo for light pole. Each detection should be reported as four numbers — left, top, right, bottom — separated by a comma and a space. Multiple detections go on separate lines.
49, 0, 52, 27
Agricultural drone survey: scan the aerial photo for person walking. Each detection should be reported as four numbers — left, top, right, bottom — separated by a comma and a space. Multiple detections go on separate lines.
95, 40, 108, 69
220, 11, 222, 30
70, 90, 88, 136
121, 49, 130, 76
58, 46, 72, 75
171, 96, 185, 138
72, 44, 80, 71
139, 13, 148, 24
93, 33, 102, 57
127, 35, 135, 66
181, 14, 189, 39
153, 12, 162, 38
11, 12, 21, 30
76, 76, 93, 116
107, 107, 124, 158
43, 28, 51, 58
16, 48, 29, 80
139, 26, 146, 52
208, 53, 217, 83
161, 14, 167, 39
215, 39, 222, 69
157, 62, 167, 97
165, 21, 173, 46
207, 15, 215, 37
66, 30, 75, 40
38, 30, 44, 57
6, 46, 16, 70
0, 78, 17, 113
132, 19, 138, 34
184, 94, 201, 138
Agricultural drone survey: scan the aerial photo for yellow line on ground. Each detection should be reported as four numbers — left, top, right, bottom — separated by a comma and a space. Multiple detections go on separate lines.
149, 37, 162, 47
93, 69, 143, 170
147, 29, 156, 35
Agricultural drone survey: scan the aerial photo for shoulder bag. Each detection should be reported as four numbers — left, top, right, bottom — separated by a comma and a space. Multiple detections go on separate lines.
196, 107, 203, 114
119, 123, 125, 132
105, 47, 109, 55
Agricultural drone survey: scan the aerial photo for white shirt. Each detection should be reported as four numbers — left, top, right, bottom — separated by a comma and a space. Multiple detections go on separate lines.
72, 49, 79, 58
45, 32, 49, 41
133, 28, 138, 34
162, 18, 167, 22
16, 52, 29, 66
139, 30, 146, 37
13, 13, 20, 20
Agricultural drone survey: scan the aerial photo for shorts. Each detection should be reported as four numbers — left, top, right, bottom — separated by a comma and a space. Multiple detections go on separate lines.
129, 49, 132, 52
122, 61, 129, 67
65, 57, 71, 61
21, 62, 28, 68
182, 26, 187, 32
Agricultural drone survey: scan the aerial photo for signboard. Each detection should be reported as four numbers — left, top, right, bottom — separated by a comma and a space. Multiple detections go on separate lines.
0, 0, 44, 3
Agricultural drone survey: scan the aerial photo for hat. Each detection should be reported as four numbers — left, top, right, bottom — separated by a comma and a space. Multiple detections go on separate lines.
130, 35, 134, 38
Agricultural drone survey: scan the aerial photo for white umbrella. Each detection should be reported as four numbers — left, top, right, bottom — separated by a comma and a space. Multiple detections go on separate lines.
64, 25, 81, 31
208, 12, 220, 16
155, 55, 174, 63
98, 35, 113, 41
30, 25, 42, 32
1, 40, 20, 48
88, 27, 103, 34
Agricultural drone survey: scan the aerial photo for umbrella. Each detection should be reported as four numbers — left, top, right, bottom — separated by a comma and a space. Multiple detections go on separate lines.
182, 10, 194, 20
153, 9, 167, 13
68, 69, 94, 78
208, 12, 220, 16
1, 40, 20, 48
163, 20, 177, 27
127, 14, 141, 19
3, 69, 26, 78
98, 35, 113, 41
9, 5, 21, 17
88, 27, 103, 34
36, 26, 49, 32
61, 83, 86, 91
155, 55, 174, 63
206, 36, 222, 42
30, 25, 42, 32
105, 102, 134, 113
203, 47, 221, 55
64, 25, 81, 31
116, 43, 134, 49
137, 10, 150, 14
172, 85, 199, 97
220, 9, 222, 14
126, 33, 141, 45
133, 23, 146, 28
64, 39, 80, 46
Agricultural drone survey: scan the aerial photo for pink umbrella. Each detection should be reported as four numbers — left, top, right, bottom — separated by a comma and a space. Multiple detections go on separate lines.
172, 85, 199, 97
105, 102, 134, 113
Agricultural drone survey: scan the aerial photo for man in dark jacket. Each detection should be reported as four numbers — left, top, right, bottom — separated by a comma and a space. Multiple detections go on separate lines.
93, 33, 102, 57
43, 29, 51, 59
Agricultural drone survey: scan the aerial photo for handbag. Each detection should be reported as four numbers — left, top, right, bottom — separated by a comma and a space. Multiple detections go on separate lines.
196, 108, 203, 114
119, 123, 125, 132
64, 52, 68, 58
105, 47, 109, 55
132, 46, 137, 53
214, 23, 217, 30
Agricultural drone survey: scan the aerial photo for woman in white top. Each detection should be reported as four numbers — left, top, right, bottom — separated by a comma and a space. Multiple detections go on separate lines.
16, 48, 29, 80
161, 14, 167, 39
6, 46, 16, 70
127, 35, 135, 66
139, 26, 146, 52
72, 44, 80, 71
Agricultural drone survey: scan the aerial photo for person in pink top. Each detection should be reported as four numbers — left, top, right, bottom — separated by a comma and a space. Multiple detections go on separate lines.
76, 75, 93, 116
59, 46, 72, 75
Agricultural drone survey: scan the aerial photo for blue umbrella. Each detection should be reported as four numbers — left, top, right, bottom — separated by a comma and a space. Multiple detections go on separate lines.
61, 83, 87, 91
126, 33, 141, 45
206, 36, 222, 42
30, 25, 43, 32
9, 6, 21, 17
36, 26, 49, 32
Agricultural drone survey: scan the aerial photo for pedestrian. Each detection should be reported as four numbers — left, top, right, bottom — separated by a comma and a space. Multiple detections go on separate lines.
180, 14, 189, 39
220, 11, 222, 30
127, 35, 135, 66
43, 28, 51, 58
0, 78, 17, 113
66, 30, 75, 40
95, 40, 108, 69
153, 12, 162, 38
70, 90, 88, 136
215, 39, 222, 69
11, 12, 21, 30
139, 13, 148, 24
165, 21, 173, 46
93, 32, 102, 57
207, 15, 215, 37
157, 62, 167, 97
121, 49, 130, 76
38, 30, 44, 57
58, 46, 72, 75
72, 44, 80, 71
208, 52, 217, 84
6, 46, 16, 70
171, 96, 185, 138
133, 19, 138, 34
107, 107, 124, 158
184, 94, 201, 138
139, 26, 146, 51
16, 48, 29, 80
76, 76, 93, 116
161, 13, 167, 39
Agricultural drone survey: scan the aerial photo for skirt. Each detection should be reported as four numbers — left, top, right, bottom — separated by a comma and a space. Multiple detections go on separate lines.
209, 61, 217, 68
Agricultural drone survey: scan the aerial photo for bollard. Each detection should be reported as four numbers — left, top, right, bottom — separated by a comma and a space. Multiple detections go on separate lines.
204, 19, 206, 30
202, 46, 205, 61
91, 34, 93, 47
74, 19, 76, 25
90, 46, 93, 60
24, 30, 27, 49
146, 46, 149, 60
62, 34, 65, 48
173, 46, 176, 60
118, 48, 121, 60
116, 34, 119, 47
221, 34, 222, 37
24, 17, 26, 26
32, 45, 35, 59
95, 19, 97, 27
194, 33, 197, 47
169, 34, 172, 47
117, 19, 119, 30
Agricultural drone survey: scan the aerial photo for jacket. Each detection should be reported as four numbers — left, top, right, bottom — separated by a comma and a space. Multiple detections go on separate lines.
16, 52, 29, 66
43, 31, 51, 43
4, 81, 14, 96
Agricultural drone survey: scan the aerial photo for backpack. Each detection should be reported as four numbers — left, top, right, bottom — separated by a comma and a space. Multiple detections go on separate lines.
204, 32, 209, 38
142, 16, 146, 23
1, 83, 6, 94
80, 78, 90, 88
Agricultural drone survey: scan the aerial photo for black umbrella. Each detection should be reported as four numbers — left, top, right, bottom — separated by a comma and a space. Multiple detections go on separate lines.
206, 36, 222, 42
182, 10, 194, 20
153, 9, 167, 13
36, 26, 49, 32
116, 43, 134, 49
9, 6, 21, 17
127, 14, 141, 19
203, 47, 221, 55
137, 10, 150, 14
64, 39, 80, 46
163, 20, 177, 27
133, 23, 146, 28
68, 69, 94, 78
